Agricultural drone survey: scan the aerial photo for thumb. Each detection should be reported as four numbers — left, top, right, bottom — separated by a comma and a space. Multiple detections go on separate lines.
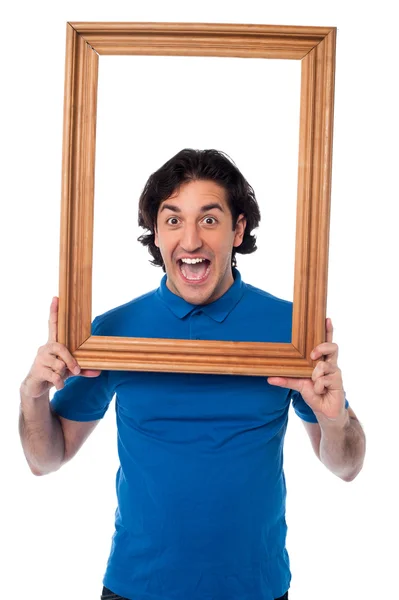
267, 377, 304, 393
80, 370, 102, 377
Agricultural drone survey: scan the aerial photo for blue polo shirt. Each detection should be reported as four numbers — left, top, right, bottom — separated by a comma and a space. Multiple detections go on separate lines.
50, 269, 349, 600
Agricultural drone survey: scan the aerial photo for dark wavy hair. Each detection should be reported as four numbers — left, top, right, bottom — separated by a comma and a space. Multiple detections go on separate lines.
138, 148, 261, 271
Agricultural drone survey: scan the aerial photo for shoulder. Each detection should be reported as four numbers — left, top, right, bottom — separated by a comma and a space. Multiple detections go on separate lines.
227, 278, 293, 342
242, 282, 292, 311
92, 288, 159, 336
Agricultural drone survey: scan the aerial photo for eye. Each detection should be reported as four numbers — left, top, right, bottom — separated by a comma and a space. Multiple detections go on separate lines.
203, 216, 217, 225
166, 215, 217, 226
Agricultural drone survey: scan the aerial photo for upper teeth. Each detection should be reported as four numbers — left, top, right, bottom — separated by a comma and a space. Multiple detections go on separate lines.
181, 258, 206, 264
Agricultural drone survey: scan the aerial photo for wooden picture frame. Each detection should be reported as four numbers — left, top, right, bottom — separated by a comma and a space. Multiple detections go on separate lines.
58, 22, 337, 377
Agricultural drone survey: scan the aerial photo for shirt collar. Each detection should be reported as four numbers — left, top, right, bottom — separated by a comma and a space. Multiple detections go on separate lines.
157, 268, 245, 323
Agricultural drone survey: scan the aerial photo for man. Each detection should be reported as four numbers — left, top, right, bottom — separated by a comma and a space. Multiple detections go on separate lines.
19, 149, 366, 600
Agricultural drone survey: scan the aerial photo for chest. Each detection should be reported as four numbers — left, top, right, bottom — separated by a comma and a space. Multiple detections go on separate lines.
109, 371, 290, 432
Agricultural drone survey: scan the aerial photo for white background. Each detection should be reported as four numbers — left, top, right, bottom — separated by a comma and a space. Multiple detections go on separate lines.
1, 1, 398, 599
93, 55, 300, 315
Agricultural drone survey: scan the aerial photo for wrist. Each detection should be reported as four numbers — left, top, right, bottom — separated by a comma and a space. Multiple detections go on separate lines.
20, 379, 35, 402
315, 407, 350, 433
20, 379, 49, 404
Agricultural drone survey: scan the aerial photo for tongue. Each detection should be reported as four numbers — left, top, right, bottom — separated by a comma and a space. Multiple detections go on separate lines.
181, 261, 208, 280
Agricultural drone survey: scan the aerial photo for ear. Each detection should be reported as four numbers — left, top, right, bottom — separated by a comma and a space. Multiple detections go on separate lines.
154, 228, 159, 248
233, 214, 246, 248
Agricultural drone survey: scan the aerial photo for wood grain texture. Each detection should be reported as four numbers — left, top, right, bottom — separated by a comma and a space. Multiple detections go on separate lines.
58, 21, 337, 376
58, 23, 98, 352
68, 22, 334, 59
292, 29, 336, 367
74, 337, 311, 376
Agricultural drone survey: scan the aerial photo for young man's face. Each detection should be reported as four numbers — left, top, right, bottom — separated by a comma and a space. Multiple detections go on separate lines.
154, 179, 246, 305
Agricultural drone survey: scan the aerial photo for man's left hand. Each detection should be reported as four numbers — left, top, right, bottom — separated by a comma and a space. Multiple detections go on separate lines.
267, 318, 346, 421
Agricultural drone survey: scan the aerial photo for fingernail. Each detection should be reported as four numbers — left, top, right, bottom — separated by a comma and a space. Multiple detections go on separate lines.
73, 366, 81, 375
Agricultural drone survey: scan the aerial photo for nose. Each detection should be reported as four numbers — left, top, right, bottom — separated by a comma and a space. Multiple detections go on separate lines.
180, 222, 203, 253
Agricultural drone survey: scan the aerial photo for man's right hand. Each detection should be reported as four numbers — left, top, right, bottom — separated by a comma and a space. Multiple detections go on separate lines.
22, 297, 101, 399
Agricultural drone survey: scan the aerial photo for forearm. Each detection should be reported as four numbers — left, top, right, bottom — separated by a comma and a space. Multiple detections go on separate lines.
317, 411, 366, 482
19, 385, 65, 476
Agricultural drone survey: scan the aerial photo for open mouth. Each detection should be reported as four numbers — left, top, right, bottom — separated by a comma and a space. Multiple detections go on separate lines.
178, 258, 211, 283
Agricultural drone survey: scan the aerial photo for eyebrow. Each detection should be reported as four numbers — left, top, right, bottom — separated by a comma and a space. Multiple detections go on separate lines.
160, 202, 225, 214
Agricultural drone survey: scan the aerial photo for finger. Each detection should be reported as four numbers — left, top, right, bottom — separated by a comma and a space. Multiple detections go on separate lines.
48, 297, 59, 344
310, 342, 338, 364
326, 318, 333, 344
45, 342, 80, 375
311, 360, 336, 382
45, 356, 68, 378
42, 366, 66, 391
313, 375, 330, 396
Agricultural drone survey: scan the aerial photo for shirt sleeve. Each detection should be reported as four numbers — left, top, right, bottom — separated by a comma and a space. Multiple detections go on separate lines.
49, 317, 114, 422
291, 390, 350, 423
